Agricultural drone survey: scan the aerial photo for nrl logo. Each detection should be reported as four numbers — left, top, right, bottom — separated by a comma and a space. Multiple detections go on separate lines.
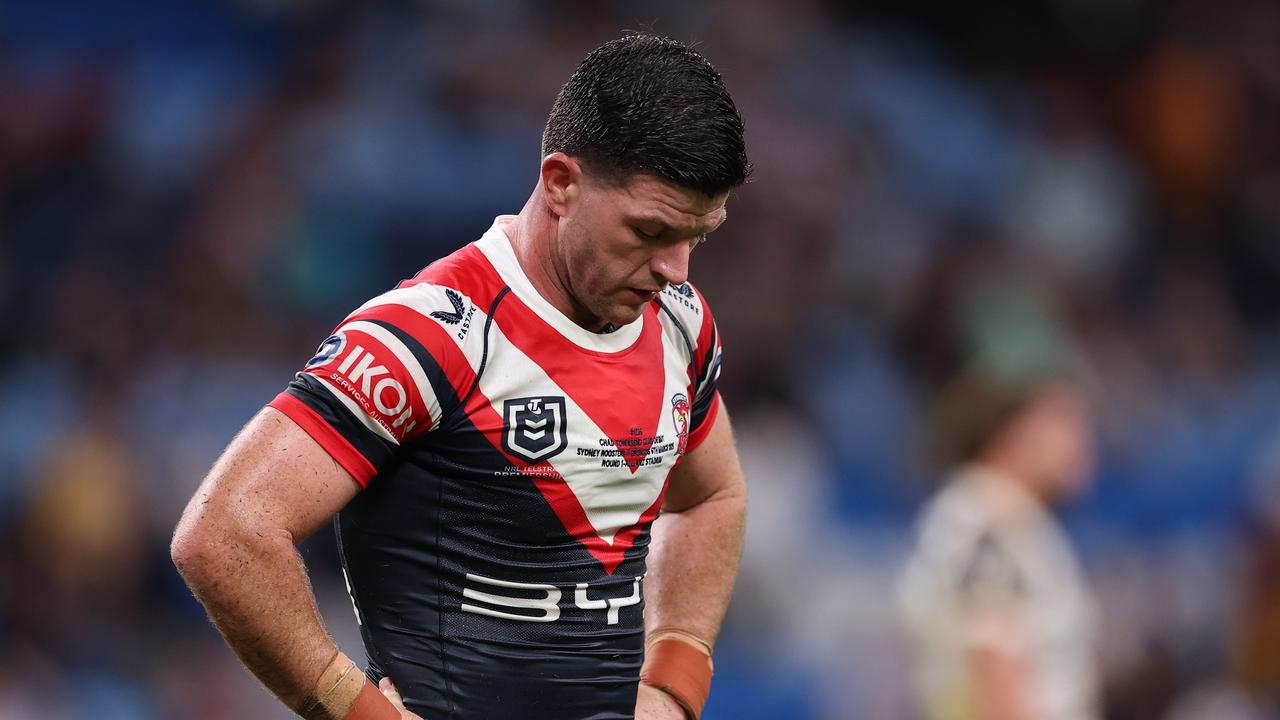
502, 396, 569, 463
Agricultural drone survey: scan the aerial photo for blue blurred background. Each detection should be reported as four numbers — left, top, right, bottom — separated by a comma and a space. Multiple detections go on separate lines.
3, 1, 1280, 718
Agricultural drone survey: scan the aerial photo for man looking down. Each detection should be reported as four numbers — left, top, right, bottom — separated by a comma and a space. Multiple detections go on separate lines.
172, 32, 750, 720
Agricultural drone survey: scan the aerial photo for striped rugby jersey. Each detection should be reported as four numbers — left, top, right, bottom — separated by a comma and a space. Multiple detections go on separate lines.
268, 218, 723, 719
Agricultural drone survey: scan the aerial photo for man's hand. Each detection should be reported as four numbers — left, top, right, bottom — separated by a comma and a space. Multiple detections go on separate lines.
635, 684, 688, 720
379, 678, 425, 720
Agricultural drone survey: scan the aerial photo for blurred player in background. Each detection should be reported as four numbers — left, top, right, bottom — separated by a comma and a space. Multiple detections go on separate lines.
899, 372, 1101, 720
171, 33, 749, 720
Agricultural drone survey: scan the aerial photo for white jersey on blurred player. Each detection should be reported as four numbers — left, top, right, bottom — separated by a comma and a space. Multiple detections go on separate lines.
899, 465, 1100, 720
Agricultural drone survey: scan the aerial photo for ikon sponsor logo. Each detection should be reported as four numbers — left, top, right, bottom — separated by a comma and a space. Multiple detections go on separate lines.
329, 344, 416, 436
502, 396, 568, 462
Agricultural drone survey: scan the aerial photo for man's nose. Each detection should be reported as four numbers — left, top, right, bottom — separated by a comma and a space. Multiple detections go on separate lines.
650, 241, 691, 287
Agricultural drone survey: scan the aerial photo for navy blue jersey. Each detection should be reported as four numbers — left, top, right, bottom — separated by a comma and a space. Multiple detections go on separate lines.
270, 220, 723, 718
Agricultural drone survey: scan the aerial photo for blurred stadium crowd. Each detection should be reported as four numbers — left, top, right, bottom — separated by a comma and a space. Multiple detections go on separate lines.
3, 1, 1280, 718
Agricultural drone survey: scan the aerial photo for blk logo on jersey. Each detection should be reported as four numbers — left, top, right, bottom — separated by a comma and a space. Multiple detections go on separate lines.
503, 396, 568, 463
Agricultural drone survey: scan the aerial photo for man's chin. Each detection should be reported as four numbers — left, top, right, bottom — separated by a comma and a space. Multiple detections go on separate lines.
599, 304, 645, 329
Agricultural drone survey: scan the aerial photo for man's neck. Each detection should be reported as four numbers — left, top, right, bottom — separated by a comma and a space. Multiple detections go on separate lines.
499, 202, 606, 332
972, 456, 1054, 510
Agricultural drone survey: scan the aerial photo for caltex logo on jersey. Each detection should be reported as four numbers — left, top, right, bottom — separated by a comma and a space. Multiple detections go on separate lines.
502, 396, 569, 463
671, 393, 691, 455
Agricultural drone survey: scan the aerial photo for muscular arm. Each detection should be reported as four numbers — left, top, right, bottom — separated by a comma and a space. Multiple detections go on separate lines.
170, 407, 368, 716
645, 405, 746, 642
639, 405, 747, 716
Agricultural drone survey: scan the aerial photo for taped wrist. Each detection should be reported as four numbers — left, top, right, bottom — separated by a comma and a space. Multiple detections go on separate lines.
298, 653, 398, 720
640, 629, 714, 720
343, 679, 400, 720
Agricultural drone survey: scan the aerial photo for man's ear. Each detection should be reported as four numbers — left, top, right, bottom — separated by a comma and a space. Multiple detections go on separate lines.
541, 152, 583, 218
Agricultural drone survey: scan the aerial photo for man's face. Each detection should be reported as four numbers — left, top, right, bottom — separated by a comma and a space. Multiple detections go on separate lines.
1007, 384, 1096, 501
555, 171, 728, 330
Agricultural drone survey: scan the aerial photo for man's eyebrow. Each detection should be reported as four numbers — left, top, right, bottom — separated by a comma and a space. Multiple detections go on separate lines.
631, 209, 726, 234
630, 214, 672, 228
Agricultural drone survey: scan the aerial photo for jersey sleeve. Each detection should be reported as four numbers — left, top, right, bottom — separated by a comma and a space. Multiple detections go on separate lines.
958, 532, 1027, 605
268, 282, 484, 487
685, 285, 724, 453
954, 530, 1030, 652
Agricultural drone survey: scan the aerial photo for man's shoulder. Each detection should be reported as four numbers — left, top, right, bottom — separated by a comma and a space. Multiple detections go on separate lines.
341, 242, 503, 353
400, 241, 501, 297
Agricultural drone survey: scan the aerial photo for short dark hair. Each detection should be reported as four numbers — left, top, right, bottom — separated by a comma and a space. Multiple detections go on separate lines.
541, 33, 751, 197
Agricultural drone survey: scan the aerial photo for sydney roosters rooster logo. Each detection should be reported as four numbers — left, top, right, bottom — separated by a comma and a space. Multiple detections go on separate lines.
671, 393, 691, 456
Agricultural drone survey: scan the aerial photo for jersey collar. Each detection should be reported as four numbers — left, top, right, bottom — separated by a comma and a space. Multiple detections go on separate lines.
476, 218, 646, 353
